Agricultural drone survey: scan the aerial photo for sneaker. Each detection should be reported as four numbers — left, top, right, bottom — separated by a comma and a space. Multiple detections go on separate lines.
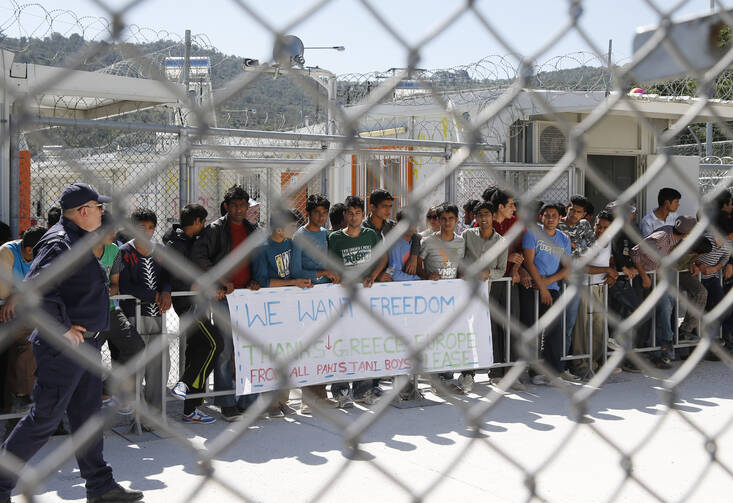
560, 370, 581, 382
355, 390, 379, 405
607, 337, 621, 351
610, 367, 622, 375
118, 405, 134, 416
660, 345, 673, 365
335, 389, 354, 409
102, 396, 121, 409
457, 373, 474, 393
370, 386, 384, 397
220, 406, 242, 422
182, 409, 216, 424
268, 407, 285, 419
510, 380, 527, 392
172, 382, 188, 400
622, 362, 642, 373
102, 396, 133, 415
300, 402, 312, 415
679, 332, 700, 343
280, 403, 297, 416
432, 380, 465, 395
531, 375, 549, 386
655, 358, 672, 370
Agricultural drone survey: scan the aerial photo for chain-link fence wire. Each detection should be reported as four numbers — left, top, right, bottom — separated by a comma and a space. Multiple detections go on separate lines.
5, 0, 733, 502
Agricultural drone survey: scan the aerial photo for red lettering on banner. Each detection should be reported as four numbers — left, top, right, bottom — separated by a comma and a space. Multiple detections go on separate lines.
251, 368, 277, 382
289, 366, 309, 377
385, 358, 412, 371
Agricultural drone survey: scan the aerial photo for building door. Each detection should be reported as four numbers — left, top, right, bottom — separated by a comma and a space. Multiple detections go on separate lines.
585, 155, 637, 215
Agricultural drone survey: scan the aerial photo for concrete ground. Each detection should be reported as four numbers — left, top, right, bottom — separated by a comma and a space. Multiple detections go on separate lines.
9, 360, 733, 503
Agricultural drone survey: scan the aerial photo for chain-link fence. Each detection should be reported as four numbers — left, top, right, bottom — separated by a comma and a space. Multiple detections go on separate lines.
5, 1, 733, 502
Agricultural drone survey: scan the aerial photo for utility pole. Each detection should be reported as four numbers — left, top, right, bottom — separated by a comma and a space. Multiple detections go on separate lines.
605, 39, 612, 97
706, 0, 715, 158
179, 29, 191, 215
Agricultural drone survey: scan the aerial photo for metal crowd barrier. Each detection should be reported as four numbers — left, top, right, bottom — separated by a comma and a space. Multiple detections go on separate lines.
0, 268, 722, 426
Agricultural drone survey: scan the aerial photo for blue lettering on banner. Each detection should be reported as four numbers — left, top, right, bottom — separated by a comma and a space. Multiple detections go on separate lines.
245, 301, 281, 327
245, 303, 266, 328
367, 295, 456, 317
297, 296, 354, 322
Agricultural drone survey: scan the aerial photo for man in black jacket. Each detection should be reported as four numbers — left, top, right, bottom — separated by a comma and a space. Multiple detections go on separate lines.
190, 186, 260, 422
0, 182, 142, 503
165, 204, 222, 424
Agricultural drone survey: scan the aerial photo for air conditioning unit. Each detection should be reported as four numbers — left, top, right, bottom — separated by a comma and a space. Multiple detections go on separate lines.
508, 120, 567, 164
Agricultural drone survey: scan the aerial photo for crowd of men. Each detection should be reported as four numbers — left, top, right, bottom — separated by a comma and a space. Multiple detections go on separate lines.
2, 183, 733, 431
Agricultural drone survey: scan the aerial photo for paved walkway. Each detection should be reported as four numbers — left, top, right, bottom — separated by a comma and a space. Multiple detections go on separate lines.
11, 361, 733, 502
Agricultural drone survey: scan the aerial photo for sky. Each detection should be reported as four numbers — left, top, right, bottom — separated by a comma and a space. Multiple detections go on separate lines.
0, 0, 724, 75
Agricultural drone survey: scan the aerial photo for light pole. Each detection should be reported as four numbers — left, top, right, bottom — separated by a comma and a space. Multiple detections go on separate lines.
241, 37, 345, 196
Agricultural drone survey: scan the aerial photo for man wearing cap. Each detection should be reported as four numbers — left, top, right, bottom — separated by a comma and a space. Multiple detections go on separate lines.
0, 183, 142, 503
630, 215, 696, 369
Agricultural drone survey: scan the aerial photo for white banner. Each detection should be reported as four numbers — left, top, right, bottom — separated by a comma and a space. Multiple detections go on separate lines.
226, 280, 493, 395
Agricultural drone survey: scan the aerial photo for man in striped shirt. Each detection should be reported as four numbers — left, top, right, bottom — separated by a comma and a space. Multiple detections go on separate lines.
631, 216, 695, 368
696, 215, 733, 346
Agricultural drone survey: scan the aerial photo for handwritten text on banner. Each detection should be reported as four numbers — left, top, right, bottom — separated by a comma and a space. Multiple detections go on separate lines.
226, 279, 493, 395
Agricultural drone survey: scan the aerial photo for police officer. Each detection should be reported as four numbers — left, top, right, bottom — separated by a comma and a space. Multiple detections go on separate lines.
0, 183, 142, 503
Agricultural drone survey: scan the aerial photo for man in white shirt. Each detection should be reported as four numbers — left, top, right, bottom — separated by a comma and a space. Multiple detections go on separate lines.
641, 187, 681, 237
570, 210, 621, 379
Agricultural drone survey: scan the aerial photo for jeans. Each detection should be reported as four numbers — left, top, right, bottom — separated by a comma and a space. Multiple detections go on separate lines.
677, 271, 708, 335
564, 291, 581, 356
518, 287, 565, 373
655, 293, 675, 345
701, 276, 733, 339
212, 299, 256, 409
608, 278, 644, 347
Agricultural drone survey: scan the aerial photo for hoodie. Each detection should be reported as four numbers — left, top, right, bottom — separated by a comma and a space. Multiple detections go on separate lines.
163, 225, 197, 315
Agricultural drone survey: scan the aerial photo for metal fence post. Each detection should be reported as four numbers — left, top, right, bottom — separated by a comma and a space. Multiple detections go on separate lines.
8, 110, 19, 238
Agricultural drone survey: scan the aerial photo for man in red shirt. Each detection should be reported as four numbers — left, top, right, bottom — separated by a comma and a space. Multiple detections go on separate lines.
488, 189, 526, 390
191, 185, 260, 422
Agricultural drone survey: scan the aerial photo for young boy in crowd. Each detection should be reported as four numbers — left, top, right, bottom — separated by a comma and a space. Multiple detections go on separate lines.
328, 196, 386, 407
292, 194, 340, 414
641, 188, 681, 237
0, 226, 47, 416
459, 201, 508, 392
329, 202, 347, 231
166, 204, 224, 425
191, 185, 261, 422
118, 208, 172, 413
420, 206, 442, 238
696, 214, 733, 349
461, 199, 480, 233
292, 194, 340, 285
95, 214, 144, 416
631, 215, 696, 368
570, 210, 621, 379
418, 203, 466, 393
386, 210, 422, 282
363, 189, 420, 280
557, 195, 595, 364
521, 203, 572, 385
253, 209, 313, 418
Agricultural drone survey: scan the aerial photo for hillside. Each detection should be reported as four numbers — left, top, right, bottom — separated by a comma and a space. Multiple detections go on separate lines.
2, 32, 726, 150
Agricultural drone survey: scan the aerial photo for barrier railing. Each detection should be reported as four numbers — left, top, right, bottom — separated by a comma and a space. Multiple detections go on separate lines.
0, 268, 722, 424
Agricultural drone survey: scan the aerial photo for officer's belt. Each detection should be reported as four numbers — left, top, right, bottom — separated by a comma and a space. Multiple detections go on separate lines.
83, 331, 100, 339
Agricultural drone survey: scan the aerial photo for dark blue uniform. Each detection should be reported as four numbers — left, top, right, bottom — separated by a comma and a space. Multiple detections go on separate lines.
0, 216, 116, 500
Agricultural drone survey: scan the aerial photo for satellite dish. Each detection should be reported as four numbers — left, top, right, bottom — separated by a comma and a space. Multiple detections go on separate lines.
274, 35, 305, 68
